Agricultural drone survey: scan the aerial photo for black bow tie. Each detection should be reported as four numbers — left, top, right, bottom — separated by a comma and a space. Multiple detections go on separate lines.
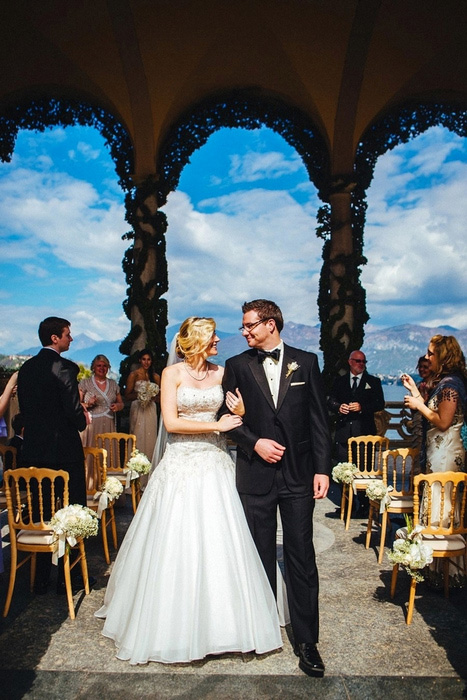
258, 348, 281, 363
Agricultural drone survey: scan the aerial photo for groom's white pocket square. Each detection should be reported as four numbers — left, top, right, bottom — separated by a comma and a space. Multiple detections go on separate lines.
291, 381, 305, 386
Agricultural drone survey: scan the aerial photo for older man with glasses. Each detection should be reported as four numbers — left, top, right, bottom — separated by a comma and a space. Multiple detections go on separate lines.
327, 350, 385, 512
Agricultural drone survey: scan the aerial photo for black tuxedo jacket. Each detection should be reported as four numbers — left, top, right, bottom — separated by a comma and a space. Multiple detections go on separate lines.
222, 344, 331, 495
327, 370, 385, 442
18, 348, 86, 466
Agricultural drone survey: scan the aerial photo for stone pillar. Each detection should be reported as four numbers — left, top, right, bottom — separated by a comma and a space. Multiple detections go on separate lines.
319, 178, 368, 387
328, 187, 355, 351
120, 176, 168, 379
130, 189, 159, 352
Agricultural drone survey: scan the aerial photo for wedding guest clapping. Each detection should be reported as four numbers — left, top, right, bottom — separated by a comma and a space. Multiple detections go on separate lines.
79, 355, 124, 448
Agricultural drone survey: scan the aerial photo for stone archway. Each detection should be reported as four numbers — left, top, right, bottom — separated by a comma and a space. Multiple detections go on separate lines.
0, 94, 133, 191
120, 89, 337, 379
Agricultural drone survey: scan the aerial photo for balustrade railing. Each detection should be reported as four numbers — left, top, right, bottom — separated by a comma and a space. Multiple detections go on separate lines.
375, 402, 415, 450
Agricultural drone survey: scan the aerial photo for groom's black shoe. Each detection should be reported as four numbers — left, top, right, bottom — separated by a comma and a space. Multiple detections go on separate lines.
294, 643, 325, 678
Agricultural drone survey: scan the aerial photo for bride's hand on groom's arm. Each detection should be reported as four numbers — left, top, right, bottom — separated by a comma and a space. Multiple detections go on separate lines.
217, 413, 243, 432
225, 388, 245, 416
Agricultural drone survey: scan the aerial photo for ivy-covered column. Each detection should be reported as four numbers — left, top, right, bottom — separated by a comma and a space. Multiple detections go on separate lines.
120, 176, 169, 380
317, 179, 368, 389
329, 187, 355, 342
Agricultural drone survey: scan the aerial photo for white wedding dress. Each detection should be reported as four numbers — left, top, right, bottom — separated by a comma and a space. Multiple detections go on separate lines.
95, 384, 282, 665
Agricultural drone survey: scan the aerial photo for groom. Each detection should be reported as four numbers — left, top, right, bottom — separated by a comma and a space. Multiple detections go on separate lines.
222, 299, 331, 677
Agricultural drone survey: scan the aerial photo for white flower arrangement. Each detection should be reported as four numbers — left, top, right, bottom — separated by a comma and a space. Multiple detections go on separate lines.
366, 481, 393, 513
103, 476, 124, 498
285, 361, 300, 378
387, 515, 433, 582
49, 504, 99, 564
332, 461, 358, 484
137, 381, 159, 408
94, 476, 124, 517
124, 449, 152, 487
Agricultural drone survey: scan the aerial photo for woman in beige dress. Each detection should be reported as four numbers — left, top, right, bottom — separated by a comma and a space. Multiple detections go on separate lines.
125, 349, 160, 460
79, 354, 124, 448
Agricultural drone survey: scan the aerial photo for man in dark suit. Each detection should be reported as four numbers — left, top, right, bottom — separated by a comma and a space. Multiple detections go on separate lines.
17, 316, 87, 593
222, 299, 331, 678
327, 349, 385, 465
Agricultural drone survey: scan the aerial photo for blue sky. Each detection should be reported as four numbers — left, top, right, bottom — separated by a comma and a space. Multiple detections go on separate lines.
0, 123, 466, 354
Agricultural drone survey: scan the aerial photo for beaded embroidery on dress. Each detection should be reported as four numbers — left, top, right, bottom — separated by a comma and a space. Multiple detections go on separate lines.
95, 385, 282, 664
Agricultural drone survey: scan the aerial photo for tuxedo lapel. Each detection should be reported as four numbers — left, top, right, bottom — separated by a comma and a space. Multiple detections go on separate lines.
247, 352, 276, 411
276, 345, 295, 411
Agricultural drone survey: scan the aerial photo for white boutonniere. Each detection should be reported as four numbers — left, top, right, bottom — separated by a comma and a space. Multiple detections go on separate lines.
286, 361, 300, 378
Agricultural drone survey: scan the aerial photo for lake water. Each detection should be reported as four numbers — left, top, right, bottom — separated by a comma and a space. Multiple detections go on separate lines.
382, 383, 406, 402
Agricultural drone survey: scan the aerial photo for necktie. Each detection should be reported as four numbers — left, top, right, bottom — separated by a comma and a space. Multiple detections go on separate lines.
258, 348, 281, 363
352, 376, 358, 395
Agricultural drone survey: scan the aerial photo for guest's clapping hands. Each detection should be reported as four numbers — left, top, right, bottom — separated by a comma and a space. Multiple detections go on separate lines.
339, 401, 361, 414
401, 373, 424, 410
400, 373, 417, 393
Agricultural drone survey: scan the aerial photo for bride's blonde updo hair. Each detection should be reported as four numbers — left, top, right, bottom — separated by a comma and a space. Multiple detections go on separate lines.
176, 317, 216, 361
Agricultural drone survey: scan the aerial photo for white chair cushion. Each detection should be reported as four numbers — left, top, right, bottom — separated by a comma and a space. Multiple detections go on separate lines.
106, 471, 125, 479
395, 527, 466, 552
388, 497, 413, 509
421, 533, 466, 552
354, 476, 382, 488
17, 528, 55, 546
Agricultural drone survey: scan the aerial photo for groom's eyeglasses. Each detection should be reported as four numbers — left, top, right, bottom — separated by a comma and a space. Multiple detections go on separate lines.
238, 319, 268, 333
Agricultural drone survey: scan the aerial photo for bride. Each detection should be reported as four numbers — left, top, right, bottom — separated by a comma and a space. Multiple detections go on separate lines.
95, 317, 282, 664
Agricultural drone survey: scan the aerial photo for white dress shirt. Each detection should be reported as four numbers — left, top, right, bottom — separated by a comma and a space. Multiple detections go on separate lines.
262, 341, 284, 407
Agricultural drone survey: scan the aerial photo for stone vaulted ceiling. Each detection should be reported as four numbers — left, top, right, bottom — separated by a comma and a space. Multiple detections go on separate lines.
2, 0, 466, 182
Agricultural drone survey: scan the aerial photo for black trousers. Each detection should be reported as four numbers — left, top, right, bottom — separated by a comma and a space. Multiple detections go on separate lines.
240, 469, 319, 645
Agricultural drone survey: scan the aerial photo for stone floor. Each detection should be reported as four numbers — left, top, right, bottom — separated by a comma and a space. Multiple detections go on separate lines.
0, 484, 466, 699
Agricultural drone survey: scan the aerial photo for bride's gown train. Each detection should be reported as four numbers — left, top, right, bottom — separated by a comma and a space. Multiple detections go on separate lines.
95, 385, 282, 664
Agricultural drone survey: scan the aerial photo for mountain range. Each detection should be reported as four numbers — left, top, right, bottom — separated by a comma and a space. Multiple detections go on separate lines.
2, 323, 466, 380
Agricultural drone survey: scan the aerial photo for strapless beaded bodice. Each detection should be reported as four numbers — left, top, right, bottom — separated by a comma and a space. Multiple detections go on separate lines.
164, 384, 226, 452
176, 384, 224, 421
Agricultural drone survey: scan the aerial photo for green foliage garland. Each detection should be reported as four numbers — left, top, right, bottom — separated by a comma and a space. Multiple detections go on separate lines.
0, 95, 133, 191
119, 177, 169, 381
316, 197, 368, 390
156, 88, 330, 205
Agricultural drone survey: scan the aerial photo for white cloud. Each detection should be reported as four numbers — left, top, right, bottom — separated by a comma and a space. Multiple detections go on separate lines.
36, 155, 54, 170
21, 264, 49, 279
229, 151, 303, 183
84, 277, 126, 300
68, 141, 101, 162
163, 188, 322, 331
363, 127, 467, 329
72, 308, 129, 341
0, 300, 129, 353
0, 167, 128, 274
